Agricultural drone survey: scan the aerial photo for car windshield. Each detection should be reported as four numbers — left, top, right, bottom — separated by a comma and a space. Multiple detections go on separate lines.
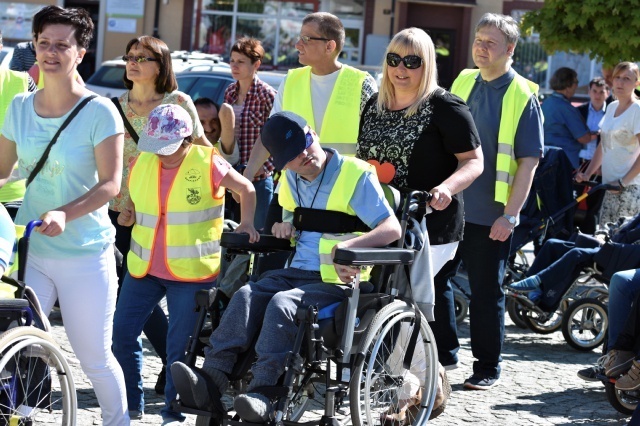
86, 65, 126, 89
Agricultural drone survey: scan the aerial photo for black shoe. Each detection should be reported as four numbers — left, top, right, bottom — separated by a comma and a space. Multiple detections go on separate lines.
171, 362, 228, 415
577, 365, 604, 382
463, 374, 500, 390
155, 365, 166, 395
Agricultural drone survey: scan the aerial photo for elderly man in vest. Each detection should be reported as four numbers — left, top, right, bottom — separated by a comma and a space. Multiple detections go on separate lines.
241, 12, 376, 181
0, 31, 37, 219
172, 111, 401, 423
447, 13, 543, 390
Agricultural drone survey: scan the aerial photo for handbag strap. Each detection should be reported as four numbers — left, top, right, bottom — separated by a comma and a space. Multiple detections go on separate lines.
26, 95, 97, 187
111, 97, 139, 143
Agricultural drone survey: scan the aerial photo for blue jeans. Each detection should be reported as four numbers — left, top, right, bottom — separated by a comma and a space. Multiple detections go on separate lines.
458, 223, 511, 378
203, 268, 347, 388
430, 258, 460, 366
253, 176, 274, 231
527, 238, 599, 311
112, 272, 213, 419
608, 269, 640, 349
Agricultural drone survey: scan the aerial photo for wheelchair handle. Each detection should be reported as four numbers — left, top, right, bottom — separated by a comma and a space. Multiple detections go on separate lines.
24, 220, 43, 238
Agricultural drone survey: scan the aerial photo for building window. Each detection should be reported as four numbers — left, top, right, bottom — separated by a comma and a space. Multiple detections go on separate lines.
198, 0, 363, 69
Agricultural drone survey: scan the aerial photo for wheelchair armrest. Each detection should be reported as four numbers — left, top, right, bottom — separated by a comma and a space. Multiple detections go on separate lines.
333, 247, 414, 266
220, 232, 294, 254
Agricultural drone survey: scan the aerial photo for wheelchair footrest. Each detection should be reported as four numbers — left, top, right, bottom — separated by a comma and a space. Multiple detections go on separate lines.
171, 399, 224, 418
333, 247, 414, 266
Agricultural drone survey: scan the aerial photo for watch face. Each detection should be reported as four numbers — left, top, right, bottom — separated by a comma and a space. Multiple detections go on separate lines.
504, 214, 516, 224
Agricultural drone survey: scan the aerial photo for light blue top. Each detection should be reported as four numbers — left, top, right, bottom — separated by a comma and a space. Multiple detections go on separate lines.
542, 92, 590, 168
580, 102, 606, 160
2, 92, 124, 258
0, 204, 14, 273
462, 69, 544, 226
282, 148, 394, 272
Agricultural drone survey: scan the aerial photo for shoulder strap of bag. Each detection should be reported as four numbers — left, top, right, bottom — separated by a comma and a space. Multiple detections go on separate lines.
26, 95, 97, 187
111, 96, 139, 144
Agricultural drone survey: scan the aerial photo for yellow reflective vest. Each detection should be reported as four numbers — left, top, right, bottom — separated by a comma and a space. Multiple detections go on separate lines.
127, 146, 224, 281
282, 65, 367, 156
451, 69, 539, 205
279, 156, 374, 284
0, 69, 29, 203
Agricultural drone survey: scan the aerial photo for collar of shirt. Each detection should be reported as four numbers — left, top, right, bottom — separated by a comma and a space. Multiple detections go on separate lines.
550, 91, 571, 103
474, 67, 516, 90
588, 101, 607, 114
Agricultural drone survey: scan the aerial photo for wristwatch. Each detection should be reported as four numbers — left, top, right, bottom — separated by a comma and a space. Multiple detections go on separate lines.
502, 214, 517, 225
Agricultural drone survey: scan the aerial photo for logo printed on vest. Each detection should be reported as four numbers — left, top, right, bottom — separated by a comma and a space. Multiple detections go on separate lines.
185, 168, 202, 182
186, 188, 202, 205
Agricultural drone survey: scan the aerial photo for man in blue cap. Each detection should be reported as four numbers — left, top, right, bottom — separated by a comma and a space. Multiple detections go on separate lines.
172, 111, 401, 422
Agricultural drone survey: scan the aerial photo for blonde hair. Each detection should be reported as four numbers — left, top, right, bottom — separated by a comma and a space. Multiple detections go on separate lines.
378, 28, 440, 117
612, 62, 640, 100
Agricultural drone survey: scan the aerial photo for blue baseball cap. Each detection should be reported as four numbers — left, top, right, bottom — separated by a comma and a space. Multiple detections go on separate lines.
261, 111, 313, 170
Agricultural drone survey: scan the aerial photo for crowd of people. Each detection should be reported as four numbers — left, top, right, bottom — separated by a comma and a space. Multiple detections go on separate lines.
0, 4, 640, 426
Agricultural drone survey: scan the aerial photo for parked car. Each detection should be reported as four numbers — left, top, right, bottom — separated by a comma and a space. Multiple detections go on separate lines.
85, 51, 231, 98
86, 59, 285, 105
0, 46, 15, 69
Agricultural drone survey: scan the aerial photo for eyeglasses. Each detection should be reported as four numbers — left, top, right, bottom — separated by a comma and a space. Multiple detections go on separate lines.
122, 55, 158, 64
386, 53, 423, 69
297, 34, 330, 44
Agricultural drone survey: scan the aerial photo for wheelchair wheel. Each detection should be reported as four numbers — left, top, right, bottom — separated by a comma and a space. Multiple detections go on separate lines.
350, 301, 438, 426
605, 381, 638, 415
506, 297, 528, 329
561, 298, 608, 351
0, 326, 77, 425
453, 290, 468, 325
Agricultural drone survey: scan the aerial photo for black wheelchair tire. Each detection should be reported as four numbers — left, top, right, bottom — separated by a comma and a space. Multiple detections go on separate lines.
453, 290, 468, 325
506, 297, 528, 329
605, 381, 637, 415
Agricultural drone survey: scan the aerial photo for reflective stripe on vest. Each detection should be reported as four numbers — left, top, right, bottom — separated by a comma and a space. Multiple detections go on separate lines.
451, 69, 538, 205
0, 166, 25, 203
127, 145, 224, 280
279, 156, 375, 283
282, 65, 366, 154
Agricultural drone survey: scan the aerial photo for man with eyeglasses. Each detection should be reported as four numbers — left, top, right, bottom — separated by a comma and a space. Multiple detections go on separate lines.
448, 13, 543, 390
242, 12, 377, 181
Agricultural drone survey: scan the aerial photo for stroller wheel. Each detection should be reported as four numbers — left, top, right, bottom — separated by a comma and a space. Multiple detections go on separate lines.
561, 298, 608, 351
454, 290, 468, 325
506, 297, 528, 329
521, 298, 568, 334
605, 381, 638, 415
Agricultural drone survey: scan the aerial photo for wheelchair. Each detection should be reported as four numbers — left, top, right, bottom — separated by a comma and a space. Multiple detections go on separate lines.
172, 189, 440, 426
0, 220, 77, 425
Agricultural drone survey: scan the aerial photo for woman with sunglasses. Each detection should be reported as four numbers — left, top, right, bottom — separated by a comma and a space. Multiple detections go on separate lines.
109, 35, 211, 421
356, 27, 483, 422
0, 6, 129, 424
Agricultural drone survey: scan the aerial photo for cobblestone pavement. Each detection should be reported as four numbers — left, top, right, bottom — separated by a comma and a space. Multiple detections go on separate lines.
49, 309, 632, 426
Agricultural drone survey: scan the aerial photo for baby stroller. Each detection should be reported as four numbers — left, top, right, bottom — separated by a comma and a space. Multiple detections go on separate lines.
508, 211, 639, 352
0, 220, 77, 425
171, 188, 442, 426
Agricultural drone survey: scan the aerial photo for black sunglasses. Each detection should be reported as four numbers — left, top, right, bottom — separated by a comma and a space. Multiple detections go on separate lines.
122, 55, 158, 64
386, 53, 423, 69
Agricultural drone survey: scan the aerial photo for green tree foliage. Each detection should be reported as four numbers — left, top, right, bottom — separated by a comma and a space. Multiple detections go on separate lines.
522, 0, 640, 67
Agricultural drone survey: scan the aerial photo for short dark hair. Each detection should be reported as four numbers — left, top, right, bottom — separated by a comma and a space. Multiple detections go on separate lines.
302, 12, 345, 54
32, 5, 94, 49
231, 37, 265, 63
194, 97, 220, 111
588, 77, 608, 90
550, 67, 578, 91
123, 36, 177, 93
